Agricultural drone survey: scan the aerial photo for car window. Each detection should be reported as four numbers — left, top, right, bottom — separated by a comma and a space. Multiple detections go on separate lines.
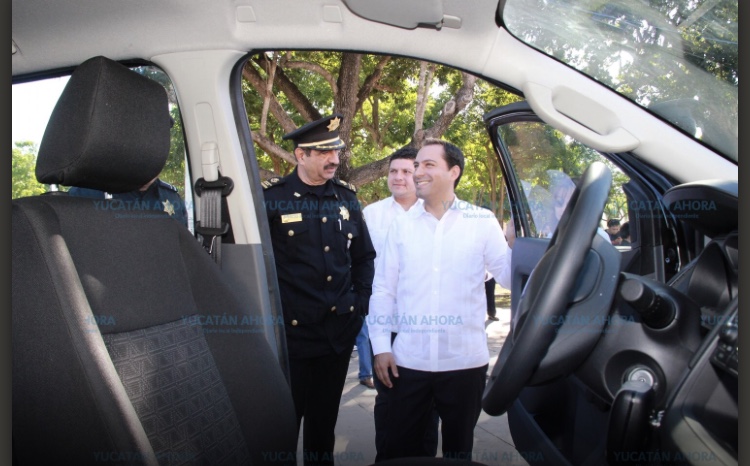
239, 50, 521, 230
497, 120, 630, 247
501, 0, 738, 162
11, 66, 195, 232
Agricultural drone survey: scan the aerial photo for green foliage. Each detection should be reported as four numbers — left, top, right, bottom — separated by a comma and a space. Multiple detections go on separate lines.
357, 177, 390, 209
159, 107, 187, 199
12, 142, 47, 199
134, 65, 187, 199
11, 67, 188, 202
243, 51, 524, 207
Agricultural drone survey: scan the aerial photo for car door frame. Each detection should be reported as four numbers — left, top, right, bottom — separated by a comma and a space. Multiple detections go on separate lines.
482, 101, 692, 465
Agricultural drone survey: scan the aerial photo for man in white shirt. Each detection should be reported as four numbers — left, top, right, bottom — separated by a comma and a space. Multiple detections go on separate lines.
369, 138, 511, 461
363, 147, 439, 461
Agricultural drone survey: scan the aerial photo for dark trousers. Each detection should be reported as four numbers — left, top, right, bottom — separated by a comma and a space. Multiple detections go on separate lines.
382, 364, 488, 461
373, 334, 439, 462
485, 277, 497, 318
289, 348, 353, 466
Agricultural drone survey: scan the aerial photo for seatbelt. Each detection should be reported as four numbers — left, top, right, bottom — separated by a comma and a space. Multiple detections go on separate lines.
194, 142, 233, 266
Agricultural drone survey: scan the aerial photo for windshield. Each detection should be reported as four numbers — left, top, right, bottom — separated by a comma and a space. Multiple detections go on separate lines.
500, 0, 738, 162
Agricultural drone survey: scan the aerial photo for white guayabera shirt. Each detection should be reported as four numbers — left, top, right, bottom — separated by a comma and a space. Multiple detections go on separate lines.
363, 196, 423, 333
369, 197, 511, 372
363, 196, 423, 255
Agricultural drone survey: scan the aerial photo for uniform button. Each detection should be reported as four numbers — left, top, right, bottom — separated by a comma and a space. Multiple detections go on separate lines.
349, 306, 355, 311
347, 233, 353, 239
326, 276, 332, 282
322, 217, 328, 223
291, 319, 298, 326
331, 306, 336, 312
288, 230, 294, 237
324, 246, 330, 252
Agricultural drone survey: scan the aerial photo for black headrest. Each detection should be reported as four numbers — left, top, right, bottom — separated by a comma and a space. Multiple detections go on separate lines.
35, 56, 170, 193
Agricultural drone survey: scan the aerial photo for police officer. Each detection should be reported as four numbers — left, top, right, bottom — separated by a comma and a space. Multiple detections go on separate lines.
68, 176, 188, 228
263, 113, 375, 466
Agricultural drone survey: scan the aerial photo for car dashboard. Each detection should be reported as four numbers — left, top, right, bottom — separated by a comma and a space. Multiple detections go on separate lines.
507, 178, 738, 466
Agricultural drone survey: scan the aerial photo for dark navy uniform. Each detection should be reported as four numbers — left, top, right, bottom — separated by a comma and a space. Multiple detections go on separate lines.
263, 169, 375, 358
68, 179, 188, 228
265, 113, 375, 466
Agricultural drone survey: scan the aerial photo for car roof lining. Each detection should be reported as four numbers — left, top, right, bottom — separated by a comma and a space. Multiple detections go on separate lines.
12, 0, 737, 186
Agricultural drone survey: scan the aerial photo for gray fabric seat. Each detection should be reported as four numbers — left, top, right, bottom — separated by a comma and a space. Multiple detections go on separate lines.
12, 56, 297, 465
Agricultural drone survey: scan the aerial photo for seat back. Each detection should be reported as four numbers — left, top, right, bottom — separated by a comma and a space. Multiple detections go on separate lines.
12, 56, 297, 465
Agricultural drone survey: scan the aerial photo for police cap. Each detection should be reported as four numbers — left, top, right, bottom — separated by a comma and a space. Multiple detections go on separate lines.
283, 114, 346, 151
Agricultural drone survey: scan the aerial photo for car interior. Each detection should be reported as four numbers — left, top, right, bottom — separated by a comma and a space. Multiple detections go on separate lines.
11, 0, 738, 465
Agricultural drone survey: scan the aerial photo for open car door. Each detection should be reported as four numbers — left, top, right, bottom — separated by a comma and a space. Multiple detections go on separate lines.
481, 102, 737, 466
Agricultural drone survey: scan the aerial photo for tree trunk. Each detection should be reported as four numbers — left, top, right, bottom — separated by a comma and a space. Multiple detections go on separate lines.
242, 64, 299, 134
260, 53, 278, 136
349, 155, 391, 188
243, 53, 484, 188
333, 53, 362, 180
255, 57, 322, 123
423, 72, 477, 140
414, 61, 435, 137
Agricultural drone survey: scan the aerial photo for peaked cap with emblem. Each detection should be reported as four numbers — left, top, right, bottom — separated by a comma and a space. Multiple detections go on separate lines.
283, 113, 346, 151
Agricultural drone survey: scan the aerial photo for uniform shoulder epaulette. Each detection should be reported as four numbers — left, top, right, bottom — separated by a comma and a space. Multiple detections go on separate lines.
157, 179, 179, 192
261, 177, 285, 190
333, 178, 357, 193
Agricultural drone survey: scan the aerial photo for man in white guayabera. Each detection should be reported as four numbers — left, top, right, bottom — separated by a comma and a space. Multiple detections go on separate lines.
369, 138, 511, 461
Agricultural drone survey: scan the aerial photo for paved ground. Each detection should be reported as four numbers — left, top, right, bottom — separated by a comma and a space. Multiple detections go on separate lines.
297, 290, 530, 466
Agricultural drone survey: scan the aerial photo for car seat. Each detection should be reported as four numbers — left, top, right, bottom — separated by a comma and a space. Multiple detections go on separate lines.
12, 56, 298, 465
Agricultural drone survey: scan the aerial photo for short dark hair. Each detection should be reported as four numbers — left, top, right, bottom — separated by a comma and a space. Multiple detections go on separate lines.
607, 218, 621, 228
619, 221, 630, 237
422, 138, 464, 188
389, 147, 417, 165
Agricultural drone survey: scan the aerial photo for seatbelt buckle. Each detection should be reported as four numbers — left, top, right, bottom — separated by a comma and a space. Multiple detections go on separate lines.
195, 221, 230, 253
194, 177, 234, 197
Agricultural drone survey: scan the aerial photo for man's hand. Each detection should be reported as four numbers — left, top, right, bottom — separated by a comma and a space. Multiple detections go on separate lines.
374, 352, 399, 388
504, 217, 516, 249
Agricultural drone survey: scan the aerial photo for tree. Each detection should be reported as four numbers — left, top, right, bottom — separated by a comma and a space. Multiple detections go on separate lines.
242, 51, 522, 205
12, 141, 47, 199
157, 107, 188, 200
134, 66, 188, 199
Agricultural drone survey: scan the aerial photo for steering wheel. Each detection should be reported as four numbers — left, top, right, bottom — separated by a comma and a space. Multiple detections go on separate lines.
483, 161, 612, 416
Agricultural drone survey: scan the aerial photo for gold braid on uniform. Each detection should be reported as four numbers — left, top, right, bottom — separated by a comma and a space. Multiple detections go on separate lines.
333, 178, 357, 193
262, 177, 284, 190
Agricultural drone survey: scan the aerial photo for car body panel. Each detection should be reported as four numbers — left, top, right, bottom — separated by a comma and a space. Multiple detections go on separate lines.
11, 0, 737, 464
